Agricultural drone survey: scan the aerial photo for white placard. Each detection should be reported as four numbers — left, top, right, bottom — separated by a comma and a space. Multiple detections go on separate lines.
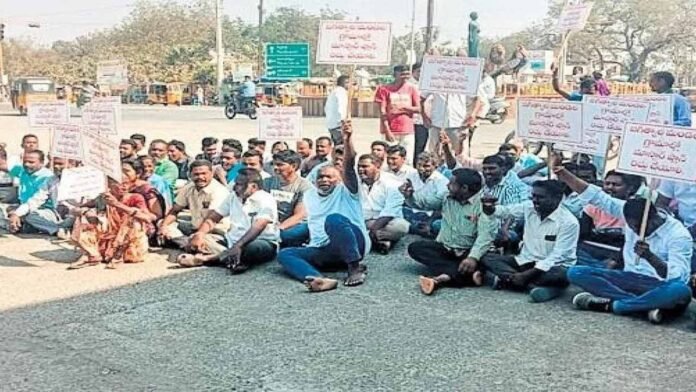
516, 100, 584, 144
57, 166, 106, 201
620, 94, 673, 125
557, 2, 594, 32
51, 124, 83, 161
555, 131, 611, 156
316, 21, 392, 65
82, 103, 119, 136
582, 96, 651, 135
258, 107, 303, 140
617, 123, 696, 183
97, 60, 128, 90
419, 56, 483, 95
81, 130, 123, 182
27, 101, 70, 128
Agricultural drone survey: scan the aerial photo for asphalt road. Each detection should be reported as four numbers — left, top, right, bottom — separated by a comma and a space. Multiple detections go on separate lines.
1, 104, 696, 391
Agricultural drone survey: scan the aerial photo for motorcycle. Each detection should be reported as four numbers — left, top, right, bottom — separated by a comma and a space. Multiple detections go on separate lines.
76, 91, 92, 109
224, 93, 258, 120
482, 96, 509, 124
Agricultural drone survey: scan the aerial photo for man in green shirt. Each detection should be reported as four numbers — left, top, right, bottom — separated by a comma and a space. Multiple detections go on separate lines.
408, 168, 497, 295
149, 139, 179, 190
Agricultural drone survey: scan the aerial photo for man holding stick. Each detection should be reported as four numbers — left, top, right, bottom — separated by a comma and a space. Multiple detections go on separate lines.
554, 166, 692, 324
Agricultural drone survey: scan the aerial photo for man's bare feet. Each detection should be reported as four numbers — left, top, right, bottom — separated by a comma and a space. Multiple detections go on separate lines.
304, 277, 338, 292
419, 276, 437, 295
472, 270, 484, 286
344, 263, 366, 287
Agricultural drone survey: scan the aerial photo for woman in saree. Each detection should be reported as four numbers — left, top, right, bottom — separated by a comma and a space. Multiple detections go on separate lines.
68, 177, 156, 270
123, 158, 167, 225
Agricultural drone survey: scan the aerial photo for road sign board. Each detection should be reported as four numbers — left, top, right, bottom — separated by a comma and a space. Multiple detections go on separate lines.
265, 43, 310, 80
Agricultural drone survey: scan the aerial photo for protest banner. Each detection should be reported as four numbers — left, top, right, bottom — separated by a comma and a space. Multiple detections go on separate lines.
57, 166, 106, 201
620, 94, 673, 125
316, 21, 392, 66
97, 60, 128, 91
516, 100, 584, 144
617, 122, 696, 183
258, 107, 303, 140
418, 55, 483, 95
581, 96, 651, 135
555, 131, 611, 157
81, 130, 123, 181
27, 101, 70, 128
51, 124, 83, 161
82, 102, 119, 136
557, 2, 594, 32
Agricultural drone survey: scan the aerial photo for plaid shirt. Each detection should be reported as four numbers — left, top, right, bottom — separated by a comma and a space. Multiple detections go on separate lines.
485, 171, 530, 206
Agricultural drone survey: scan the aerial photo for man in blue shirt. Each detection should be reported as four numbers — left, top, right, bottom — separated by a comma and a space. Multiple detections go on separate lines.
552, 63, 596, 102
649, 71, 692, 127
240, 76, 256, 109
0, 150, 57, 234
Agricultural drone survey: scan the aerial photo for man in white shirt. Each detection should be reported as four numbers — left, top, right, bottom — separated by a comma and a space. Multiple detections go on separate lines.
399, 152, 449, 237
158, 160, 230, 250
384, 145, 417, 183
656, 180, 696, 282
357, 154, 409, 254
241, 150, 271, 180
481, 180, 579, 303
556, 167, 693, 324
324, 75, 349, 146
277, 120, 370, 292
180, 168, 279, 273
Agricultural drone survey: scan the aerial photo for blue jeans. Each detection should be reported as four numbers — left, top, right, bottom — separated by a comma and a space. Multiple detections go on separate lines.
402, 207, 438, 235
575, 242, 622, 269
280, 223, 310, 248
277, 214, 366, 281
568, 266, 692, 315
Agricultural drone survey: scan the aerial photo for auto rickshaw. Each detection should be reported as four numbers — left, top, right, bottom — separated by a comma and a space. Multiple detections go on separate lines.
146, 82, 183, 106
10, 77, 57, 115
257, 80, 300, 107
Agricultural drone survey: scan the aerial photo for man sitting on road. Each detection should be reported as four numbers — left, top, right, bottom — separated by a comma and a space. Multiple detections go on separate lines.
277, 120, 370, 292
657, 179, 696, 292
370, 141, 389, 170
0, 150, 58, 234
296, 138, 314, 162
357, 153, 409, 254
168, 139, 193, 189
178, 168, 279, 273
408, 168, 497, 295
240, 150, 271, 181
481, 180, 579, 303
400, 152, 449, 237
302, 136, 333, 179
264, 150, 312, 248
195, 137, 221, 165
119, 139, 139, 161
555, 166, 693, 324
158, 160, 230, 250
213, 146, 243, 185
383, 145, 416, 183
148, 139, 179, 191
130, 133, 147, 156
577, 170, 643, 269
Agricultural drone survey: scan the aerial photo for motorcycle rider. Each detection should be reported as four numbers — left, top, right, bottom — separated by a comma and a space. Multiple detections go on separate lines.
240, 76, 257, 110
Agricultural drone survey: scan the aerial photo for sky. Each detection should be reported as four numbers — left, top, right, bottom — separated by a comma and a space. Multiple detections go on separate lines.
1, 0, 550, 45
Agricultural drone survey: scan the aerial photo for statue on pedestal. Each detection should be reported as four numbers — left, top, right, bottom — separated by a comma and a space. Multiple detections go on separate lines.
468, 12, 480, 58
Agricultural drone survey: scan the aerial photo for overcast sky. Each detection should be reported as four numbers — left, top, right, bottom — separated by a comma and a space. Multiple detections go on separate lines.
1, 0, 549, 45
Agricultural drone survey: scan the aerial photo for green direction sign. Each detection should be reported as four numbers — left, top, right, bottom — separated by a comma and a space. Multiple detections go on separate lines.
265, 43, 310, 80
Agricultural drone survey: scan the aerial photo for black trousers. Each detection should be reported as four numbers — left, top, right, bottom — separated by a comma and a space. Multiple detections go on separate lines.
481, 254, 569, 289
408, 240, 474, 286
413, 124, 429, 166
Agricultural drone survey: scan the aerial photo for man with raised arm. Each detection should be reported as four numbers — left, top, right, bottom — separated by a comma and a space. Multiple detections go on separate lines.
277, 120, 370, 292
555, 166, 692, 324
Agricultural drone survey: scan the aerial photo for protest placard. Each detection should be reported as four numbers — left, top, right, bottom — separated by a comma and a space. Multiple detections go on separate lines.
51, 124, 83, 161
617, 122, 696, 183
418, 56, 483, 95
27, 101, 70, 128
82, 103, 118, 136
516, 100, 584, 144
557, 2, 594, 32
81, 130, 123, 181
57, 166, 106, 201
258, 107, 303, 140
582, 96, 651, 135
621, 94, 673, 125
555, 131, 611, 156
316, 21, 392, 66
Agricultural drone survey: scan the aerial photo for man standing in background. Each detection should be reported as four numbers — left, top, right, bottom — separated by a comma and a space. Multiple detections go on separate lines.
324, 75, 350, 146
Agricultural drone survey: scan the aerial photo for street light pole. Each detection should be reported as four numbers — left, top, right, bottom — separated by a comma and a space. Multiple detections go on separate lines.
409, 0, 416, 69
425, 0, 434, 53
216, 0, 224, 92
258, 0, 264, 78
